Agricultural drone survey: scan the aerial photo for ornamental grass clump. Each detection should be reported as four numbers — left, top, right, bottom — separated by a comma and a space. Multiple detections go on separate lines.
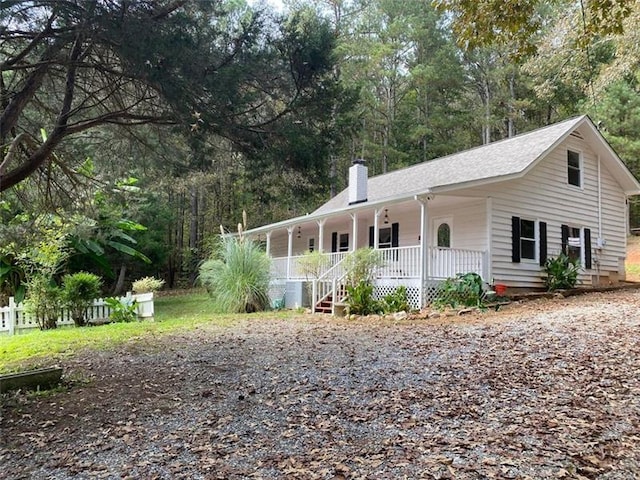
132, 276, 165, 294
199, 215, 271, 313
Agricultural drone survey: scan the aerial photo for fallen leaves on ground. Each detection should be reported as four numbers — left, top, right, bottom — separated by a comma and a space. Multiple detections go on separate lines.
1, 290, 640, 479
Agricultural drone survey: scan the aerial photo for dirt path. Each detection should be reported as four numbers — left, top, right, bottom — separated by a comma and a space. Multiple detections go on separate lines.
2, 291, 640, 479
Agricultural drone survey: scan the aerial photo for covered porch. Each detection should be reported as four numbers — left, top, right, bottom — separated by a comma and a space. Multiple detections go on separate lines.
271, 245, 488, 311
252, 194, 491, 311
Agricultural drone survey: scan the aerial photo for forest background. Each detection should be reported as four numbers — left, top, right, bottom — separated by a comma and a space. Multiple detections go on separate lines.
1, 0, 639, 295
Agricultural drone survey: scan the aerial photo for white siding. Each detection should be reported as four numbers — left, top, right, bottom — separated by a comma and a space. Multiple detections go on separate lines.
430, 200, 488, 251
457, 135, 627, 288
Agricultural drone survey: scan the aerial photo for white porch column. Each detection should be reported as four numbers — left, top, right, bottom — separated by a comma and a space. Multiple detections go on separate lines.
417, 195, 430, 307
351, 213, 358, 251
485, 197, 492, 282
317, 219, 326, 253
373, 208, 382, 249
265, 231, 272, 257
286, 226, 294, 279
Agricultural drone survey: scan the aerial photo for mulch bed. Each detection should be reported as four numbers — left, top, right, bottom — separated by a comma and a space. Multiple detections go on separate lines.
1, 290, 640, 479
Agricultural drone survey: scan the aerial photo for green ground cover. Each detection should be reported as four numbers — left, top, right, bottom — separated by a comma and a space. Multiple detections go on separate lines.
0, 292, 292, 374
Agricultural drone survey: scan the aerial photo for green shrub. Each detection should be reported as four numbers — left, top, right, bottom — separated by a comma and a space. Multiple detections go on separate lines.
345, 281, 382, 316
132, 276, 165, 294
432, 272, 485, 309
62, 272, 102, 327
199, 235, 271, 313
104, 297, 138, 323
381, 286, 410, 313
297, 250, 329, 280
543, 253, 580, 291
24, 275, 62, 330
344, 248, 385, 287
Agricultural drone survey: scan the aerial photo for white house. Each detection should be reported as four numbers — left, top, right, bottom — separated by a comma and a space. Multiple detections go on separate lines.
244, 115, 640, 312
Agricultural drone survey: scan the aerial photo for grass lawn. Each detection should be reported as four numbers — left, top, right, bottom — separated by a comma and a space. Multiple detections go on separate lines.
627, 235, 640, 282
0, 292, 294, 374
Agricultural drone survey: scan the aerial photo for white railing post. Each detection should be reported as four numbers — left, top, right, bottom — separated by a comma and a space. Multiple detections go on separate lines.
418, 196, 430, 307
331, 278, 337, 315
8, 296, 16, 336
311, 280, 317, 313
266, 231, 272, 257
482, 250, 490, 281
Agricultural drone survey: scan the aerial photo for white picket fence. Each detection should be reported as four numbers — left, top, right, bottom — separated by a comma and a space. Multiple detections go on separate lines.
0, 292, 155, 336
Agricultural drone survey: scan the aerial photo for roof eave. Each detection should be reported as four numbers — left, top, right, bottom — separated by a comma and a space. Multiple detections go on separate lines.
244, 189, 432, 235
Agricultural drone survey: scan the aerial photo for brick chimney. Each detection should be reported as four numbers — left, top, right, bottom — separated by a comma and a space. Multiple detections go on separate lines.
348, 159, 368, 205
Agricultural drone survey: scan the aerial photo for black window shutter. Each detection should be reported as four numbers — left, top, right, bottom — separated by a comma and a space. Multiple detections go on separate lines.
331, 232, 338, 253
561, 224, 569, 255
539, 221, 547, 266
584, 228, 592, 269
511, 216, 521, 263
391, 222, 399, 248
369, 226, 374, 248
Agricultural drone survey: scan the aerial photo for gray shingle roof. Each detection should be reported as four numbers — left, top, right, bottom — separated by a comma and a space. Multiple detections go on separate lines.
314, 116, 587, 214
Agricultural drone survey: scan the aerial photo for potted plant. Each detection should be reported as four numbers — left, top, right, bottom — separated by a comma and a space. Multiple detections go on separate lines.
131, 276, 164, 318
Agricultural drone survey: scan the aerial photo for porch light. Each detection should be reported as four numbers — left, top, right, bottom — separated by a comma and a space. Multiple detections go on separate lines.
383, 209, 389, 224
297, 226, 301, 238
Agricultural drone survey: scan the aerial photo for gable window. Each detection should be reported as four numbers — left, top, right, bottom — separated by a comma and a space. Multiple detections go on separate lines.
437, 223, 451, 248
308, 237, 315, 252
568, 150, 582, 187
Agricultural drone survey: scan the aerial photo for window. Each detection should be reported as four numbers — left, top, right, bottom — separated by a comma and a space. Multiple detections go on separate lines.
561, 224, 593, 269
378, 227, 392, 249
566, 226, 582, 262
308, 237, 315, 252
512, 216, 546, 264
339, 233, 349, 252
568, 150, 582, 187
369, 223, 399, 251
520, 219, 536, 260
437, 223, 451, 248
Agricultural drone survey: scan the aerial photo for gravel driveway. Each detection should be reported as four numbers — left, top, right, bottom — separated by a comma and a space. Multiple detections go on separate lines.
2, 290, 640, 479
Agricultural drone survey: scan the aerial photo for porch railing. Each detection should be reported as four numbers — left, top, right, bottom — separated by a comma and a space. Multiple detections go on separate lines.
271, 251, 349, 281
272, 246, 487, 282
428, 247, 486, 279
376, 246, 421, 278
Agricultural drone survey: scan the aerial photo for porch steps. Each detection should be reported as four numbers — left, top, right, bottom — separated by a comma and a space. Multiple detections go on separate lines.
315, 286, 347, 314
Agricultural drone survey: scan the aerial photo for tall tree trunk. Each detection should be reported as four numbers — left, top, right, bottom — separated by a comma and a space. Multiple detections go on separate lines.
166, 190, 175, 288
483, 79, 491, 145
330, 154, 337, 198
189, 184, 199, 286
176, 191, 185, 285
113, 264, 127, 295
508, 74, 515, 138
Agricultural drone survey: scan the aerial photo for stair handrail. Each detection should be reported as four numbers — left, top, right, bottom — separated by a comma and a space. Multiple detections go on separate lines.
312, 255, 349, 313
330, 270, 349, 315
